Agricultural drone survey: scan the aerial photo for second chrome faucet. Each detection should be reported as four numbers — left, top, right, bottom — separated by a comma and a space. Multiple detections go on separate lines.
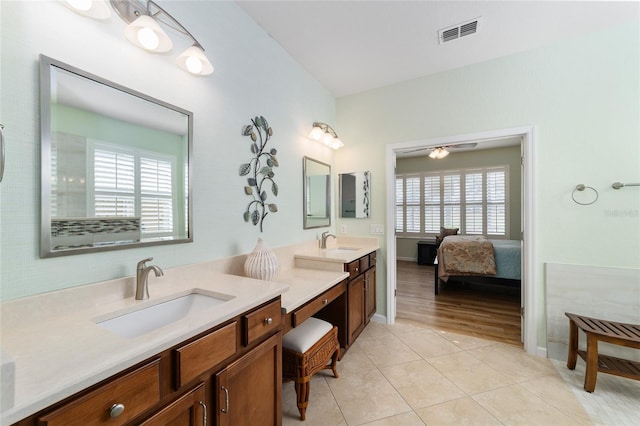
320, 231, 336, 249
135, 257, 164, 300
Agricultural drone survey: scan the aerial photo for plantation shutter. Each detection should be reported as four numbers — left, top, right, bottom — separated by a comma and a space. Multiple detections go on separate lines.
94, 148, 135, 217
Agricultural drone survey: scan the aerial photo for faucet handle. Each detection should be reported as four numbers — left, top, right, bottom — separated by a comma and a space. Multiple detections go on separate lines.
321, 231, 329, 238
137, 257, 153, 270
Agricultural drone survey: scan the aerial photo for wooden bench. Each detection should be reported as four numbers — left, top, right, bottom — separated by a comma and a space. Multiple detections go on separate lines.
565, 312, 640, 392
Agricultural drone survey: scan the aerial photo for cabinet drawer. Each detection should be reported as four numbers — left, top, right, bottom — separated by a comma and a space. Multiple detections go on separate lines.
360, 254, 370, 271
243, 299, 281, 346
39, 359, 160, 426
346, 259, 361, 278
369, 251, 377, 266
175, 322, 237, 388
292, 281, 346, 327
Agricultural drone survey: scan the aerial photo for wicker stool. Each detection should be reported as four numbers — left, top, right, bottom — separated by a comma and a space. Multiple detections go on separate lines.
282, 317, 340, 421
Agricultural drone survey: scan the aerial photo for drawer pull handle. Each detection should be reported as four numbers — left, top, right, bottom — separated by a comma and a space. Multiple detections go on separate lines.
264, 317, 273, 325
109, 403, 125, 418
221, 386, 229, 413
355, 267, 359, 273
323, 299, 329, 305
198, 400, 207, 425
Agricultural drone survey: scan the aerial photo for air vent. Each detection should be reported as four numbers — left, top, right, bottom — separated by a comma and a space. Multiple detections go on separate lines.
438, 17, 482, 44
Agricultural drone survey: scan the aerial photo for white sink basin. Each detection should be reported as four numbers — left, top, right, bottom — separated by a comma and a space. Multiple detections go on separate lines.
96, 291, 234, 339
327, 247, 360, 254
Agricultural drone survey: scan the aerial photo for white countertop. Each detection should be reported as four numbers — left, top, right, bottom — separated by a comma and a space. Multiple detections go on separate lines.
277, 268, 349, 313
0, 270, 287, 425
293, 237, 379, 265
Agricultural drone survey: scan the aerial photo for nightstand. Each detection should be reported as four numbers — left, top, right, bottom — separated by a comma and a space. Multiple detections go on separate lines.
417, 240, 438, 265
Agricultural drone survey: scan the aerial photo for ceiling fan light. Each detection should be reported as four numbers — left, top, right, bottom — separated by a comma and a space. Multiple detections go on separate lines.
61, 0, 111, 19
177, 46, 214, 75
125, 15, 173, 52
429, 147, 449, 159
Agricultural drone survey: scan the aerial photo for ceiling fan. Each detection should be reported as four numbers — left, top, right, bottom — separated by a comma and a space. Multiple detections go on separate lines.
398, 142, 478, 158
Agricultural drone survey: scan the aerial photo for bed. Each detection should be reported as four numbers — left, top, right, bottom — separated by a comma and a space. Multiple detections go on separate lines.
434, 235, 521, 295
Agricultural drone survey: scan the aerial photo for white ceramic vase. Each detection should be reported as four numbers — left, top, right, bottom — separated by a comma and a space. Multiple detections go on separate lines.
244, 238, 279, 281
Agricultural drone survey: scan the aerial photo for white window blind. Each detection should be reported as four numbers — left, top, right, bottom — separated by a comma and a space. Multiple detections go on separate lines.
396, 166, 509, 237
91, 143, 176, 237
140, 157, 174, 234
93, 148, 136, 217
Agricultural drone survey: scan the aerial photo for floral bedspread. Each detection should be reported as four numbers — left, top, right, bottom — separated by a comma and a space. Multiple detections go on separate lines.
437, 235, 496, 282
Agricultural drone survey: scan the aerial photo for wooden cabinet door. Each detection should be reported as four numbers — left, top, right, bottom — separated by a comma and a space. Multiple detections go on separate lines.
348, 274, 365, 344
139, 383, 206, 426
215, 333, 282, 426
365, 266, 376, 322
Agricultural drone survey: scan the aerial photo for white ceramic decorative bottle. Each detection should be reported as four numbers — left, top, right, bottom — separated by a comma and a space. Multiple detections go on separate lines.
244, 238, 279, 281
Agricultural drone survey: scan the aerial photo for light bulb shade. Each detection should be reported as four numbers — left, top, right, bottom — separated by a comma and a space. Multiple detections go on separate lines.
125, 15, 172, 52
322, 132, 334, 146
176, 46, 214, 75
428, 147, 449, 159
331, 138, 344, 149
308, 125, 324, 141
61, 0, 111, 19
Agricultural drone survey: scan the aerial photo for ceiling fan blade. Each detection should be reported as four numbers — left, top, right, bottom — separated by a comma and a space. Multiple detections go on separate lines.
446, 142, 478, 149
399, 147, 430, 153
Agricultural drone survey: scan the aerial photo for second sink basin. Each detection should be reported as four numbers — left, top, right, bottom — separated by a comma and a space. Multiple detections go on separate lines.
96, 291, 234, 339
327, 247, 360, 254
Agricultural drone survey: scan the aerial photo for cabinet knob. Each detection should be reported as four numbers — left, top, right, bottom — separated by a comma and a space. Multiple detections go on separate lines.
264, 317, 273, 325
323, 299, 329, 305
109, 403, 125, 418
355, 267, 359, 273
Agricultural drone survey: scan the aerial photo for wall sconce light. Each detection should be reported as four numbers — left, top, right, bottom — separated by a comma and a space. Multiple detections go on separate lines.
428, 147, 449, 159
308, 122, 344, 150
61, 0, 214, 76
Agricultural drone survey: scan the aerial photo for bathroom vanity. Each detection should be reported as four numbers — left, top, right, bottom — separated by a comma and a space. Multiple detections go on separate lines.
1, 238, 379, 425
291, 242, 378, 356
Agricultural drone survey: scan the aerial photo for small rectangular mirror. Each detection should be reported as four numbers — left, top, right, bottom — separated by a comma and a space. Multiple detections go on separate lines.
339, 171, 370, 218
303, 157, 331, 229
40, 55, 193, 257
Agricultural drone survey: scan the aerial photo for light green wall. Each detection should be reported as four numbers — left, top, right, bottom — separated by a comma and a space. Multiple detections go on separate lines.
335, 23, 640, 348
0, 1, 336, 300
396, 145, 522, 260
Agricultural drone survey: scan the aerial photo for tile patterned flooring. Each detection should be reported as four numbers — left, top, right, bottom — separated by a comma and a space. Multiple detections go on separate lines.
282, 319, 640, 426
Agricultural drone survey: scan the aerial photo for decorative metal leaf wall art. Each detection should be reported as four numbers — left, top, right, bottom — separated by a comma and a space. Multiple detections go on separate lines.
239, 116, 278, 232
362, 171, 370, 217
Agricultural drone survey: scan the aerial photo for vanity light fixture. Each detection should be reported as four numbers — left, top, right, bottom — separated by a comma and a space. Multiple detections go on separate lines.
61, 0, 112, 19
308, 122, 344, 150
61, 0, 214, 76
428, 147, 449, 159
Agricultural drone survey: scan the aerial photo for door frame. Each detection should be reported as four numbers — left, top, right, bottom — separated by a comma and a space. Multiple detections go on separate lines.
385, 126, 537, 355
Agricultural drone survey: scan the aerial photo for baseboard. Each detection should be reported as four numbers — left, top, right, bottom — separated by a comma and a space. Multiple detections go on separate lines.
371, 313, 386, 324
396, 257, 415, 262
537, 346, 548, 358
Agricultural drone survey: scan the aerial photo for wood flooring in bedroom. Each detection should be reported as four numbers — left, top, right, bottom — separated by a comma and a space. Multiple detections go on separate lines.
396, 260, 522, 346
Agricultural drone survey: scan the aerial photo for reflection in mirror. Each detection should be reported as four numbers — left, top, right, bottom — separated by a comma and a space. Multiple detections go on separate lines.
303, 157, 331, 229
339, 171, 370, 218
40, 55, 193, 257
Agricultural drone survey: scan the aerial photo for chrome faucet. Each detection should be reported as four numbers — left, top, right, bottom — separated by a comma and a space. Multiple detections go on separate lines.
135, 257, 164, 300
320, 231, 336, 249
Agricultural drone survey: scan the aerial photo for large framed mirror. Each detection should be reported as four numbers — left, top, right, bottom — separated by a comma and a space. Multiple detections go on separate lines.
303, 157, 331, 229
339, 171, 370, 218
40, 55, 193, 257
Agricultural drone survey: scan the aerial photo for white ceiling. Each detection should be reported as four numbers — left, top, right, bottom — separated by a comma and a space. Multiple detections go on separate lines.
237, 0, 640, 97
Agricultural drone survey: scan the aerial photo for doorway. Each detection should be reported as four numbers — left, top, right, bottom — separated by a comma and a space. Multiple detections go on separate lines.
385, 126, 538, 355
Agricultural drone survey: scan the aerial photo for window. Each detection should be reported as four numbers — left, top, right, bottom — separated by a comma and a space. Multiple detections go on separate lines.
396, 166, 508, 237
90, 142, 177, 238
